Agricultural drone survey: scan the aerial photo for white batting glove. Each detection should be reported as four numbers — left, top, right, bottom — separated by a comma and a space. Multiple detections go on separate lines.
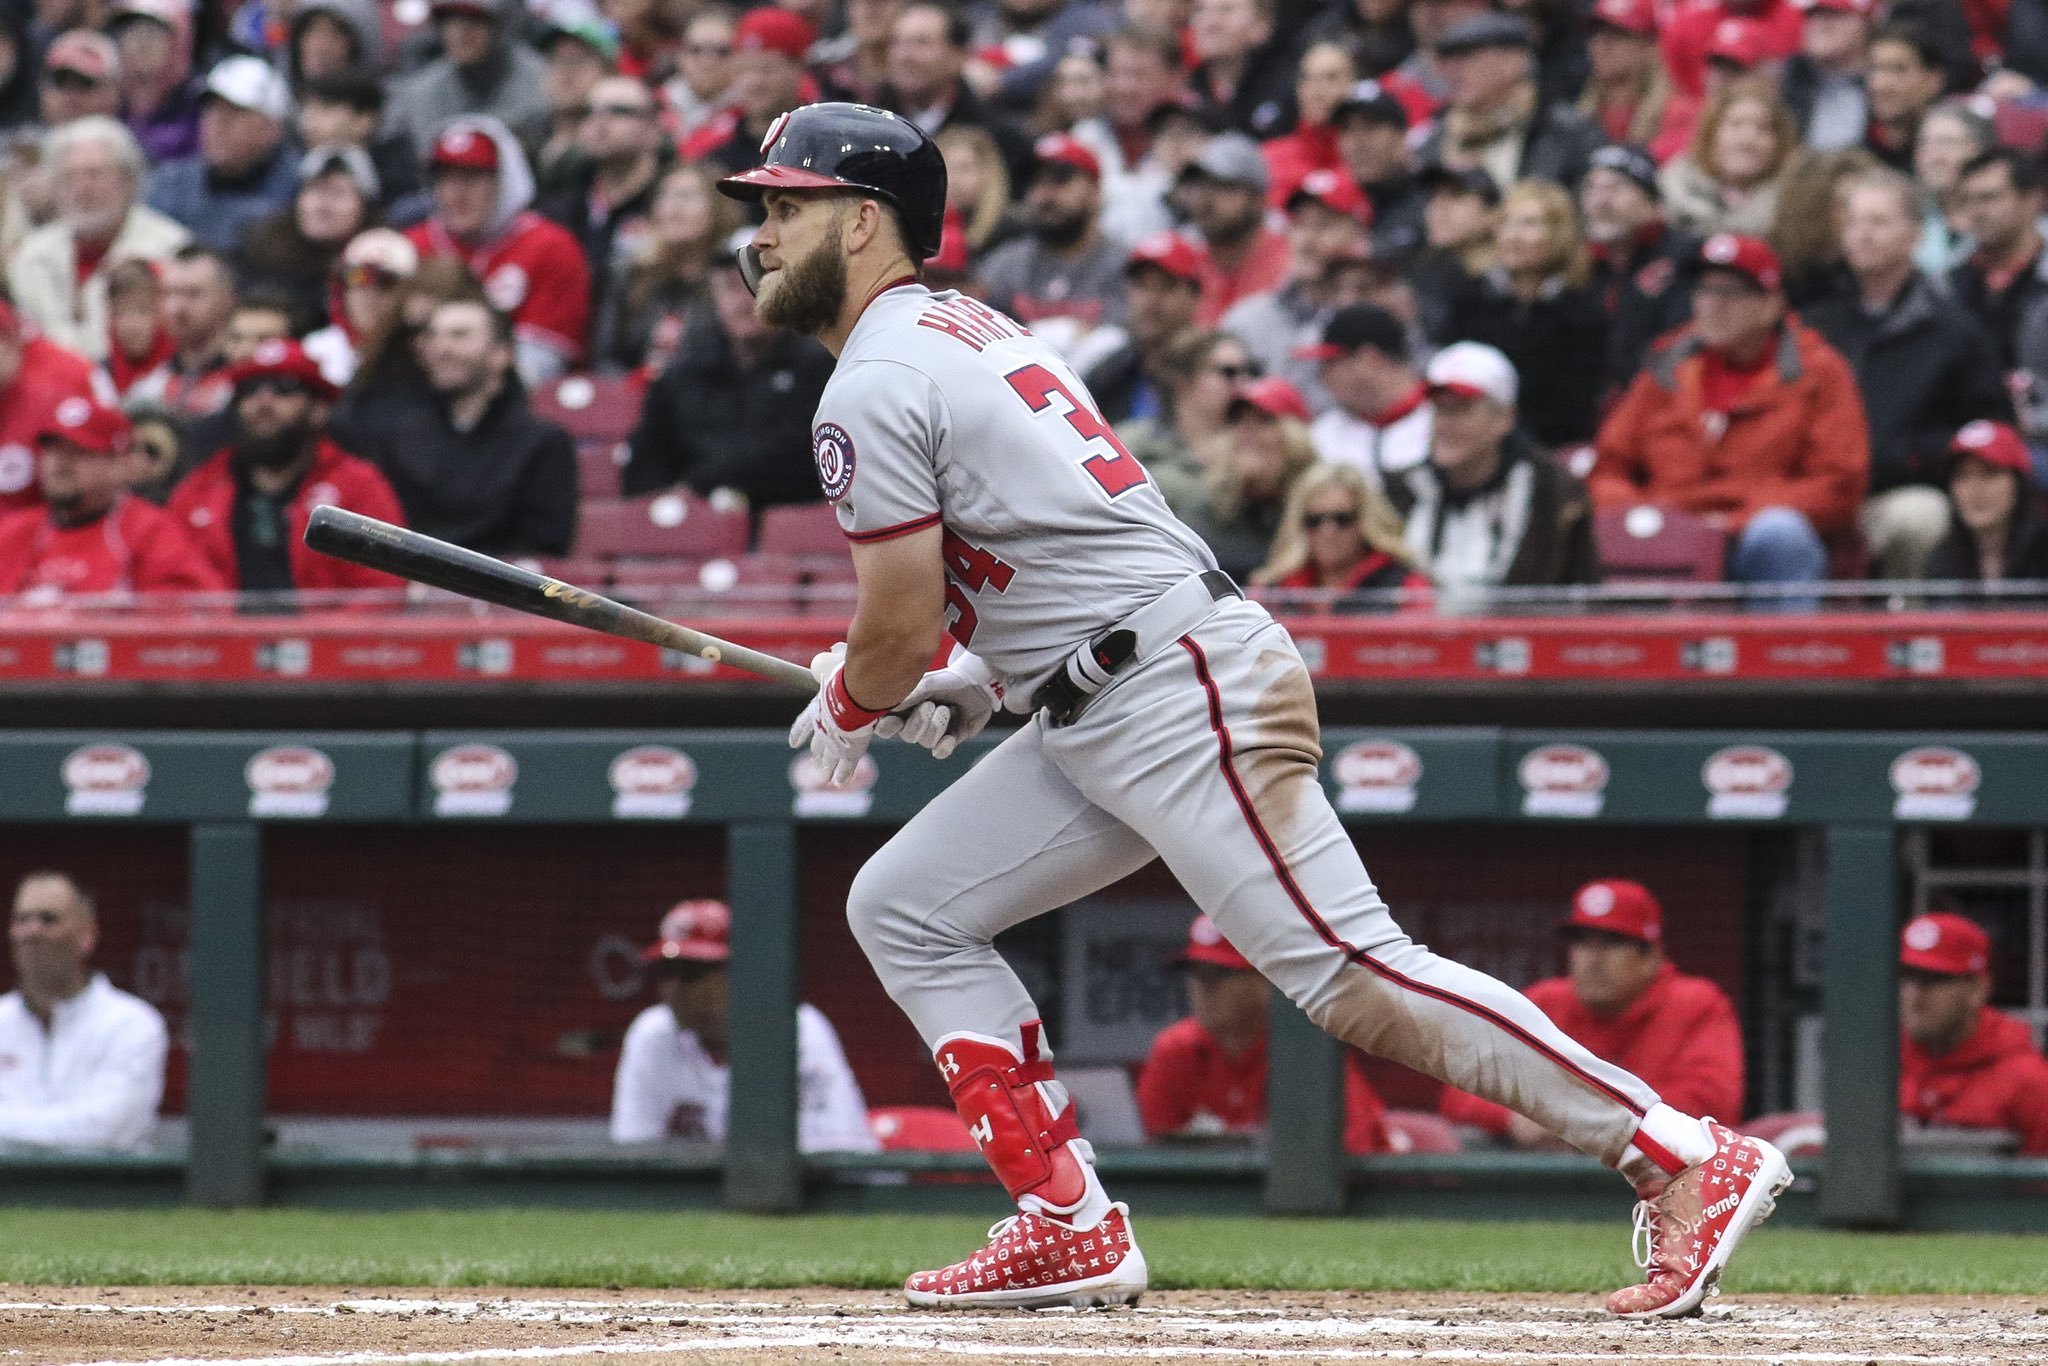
874, 650, 1002, 760
787, 643, 888, 787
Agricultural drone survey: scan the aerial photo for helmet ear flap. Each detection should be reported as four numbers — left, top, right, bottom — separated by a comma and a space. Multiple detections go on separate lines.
736, 241, 768, 296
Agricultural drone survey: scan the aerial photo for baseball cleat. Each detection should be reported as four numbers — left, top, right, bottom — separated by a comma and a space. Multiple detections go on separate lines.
1607, 1120, 1793, 1318
904, 1203, 1147, 1309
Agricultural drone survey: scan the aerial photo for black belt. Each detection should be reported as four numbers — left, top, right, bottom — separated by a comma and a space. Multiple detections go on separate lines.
1033, 569, 1241, 723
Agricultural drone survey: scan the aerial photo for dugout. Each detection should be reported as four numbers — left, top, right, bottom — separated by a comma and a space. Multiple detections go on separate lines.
2, 726, 2045, 1231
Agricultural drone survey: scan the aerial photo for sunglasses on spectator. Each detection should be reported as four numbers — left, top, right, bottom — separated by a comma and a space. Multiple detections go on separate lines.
238, 376, 310, 400
1303, 511, 1359, 530
44, 68, 104, 90
1208, 362, 1259, 381
338, 264, 401, 290
590, 102, 654, 118
684, 42, 732, 56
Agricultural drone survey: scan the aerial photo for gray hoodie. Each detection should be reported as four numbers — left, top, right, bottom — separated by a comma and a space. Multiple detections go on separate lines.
385, 0, 552, 160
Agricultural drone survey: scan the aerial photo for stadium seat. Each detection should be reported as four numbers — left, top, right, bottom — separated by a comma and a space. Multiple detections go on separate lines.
868, 1105, 978, 1152
577, 493, 750, 560
610, 555, 806, 615
533, 374, 643, 445
509, 555, 611, 588
758, 503, 851, 556
1382, 1109, 1464, 1154
576, 442, 626, 498
1594, 505, 1727, 582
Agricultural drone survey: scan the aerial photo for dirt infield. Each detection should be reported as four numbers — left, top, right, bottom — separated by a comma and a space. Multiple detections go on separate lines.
4, 1286, 2043, 1366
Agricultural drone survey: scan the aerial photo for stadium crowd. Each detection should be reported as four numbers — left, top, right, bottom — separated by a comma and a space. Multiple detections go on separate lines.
0, 0, 2046, 605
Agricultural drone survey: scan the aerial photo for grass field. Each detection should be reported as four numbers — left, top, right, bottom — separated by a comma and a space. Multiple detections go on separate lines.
3, 1209, 2045, 1296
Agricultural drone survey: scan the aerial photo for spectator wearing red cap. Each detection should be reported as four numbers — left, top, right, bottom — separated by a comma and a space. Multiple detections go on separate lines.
1783, 0, 1876, 153
1898, 912, 2048, 1155
1923, 421, 2048, 581
386, 0, 552, 161
1577, 0, 1672, 151
1137, 914, 1390, 1153
878, 3, 1034, 187
1390, 341, 1603, 591
10, 119, 189, 366
0, 395, 222, 598
1442, 882, 1744, 1144
1661, 0, 1804, 104
611, 900, 878, 1151
167, 339, 406, 596
681, 7, 823, 178
1581, 145, 1702, 394
40, 31, 122, 128
146, 56, 299, 255
407, 117, 593, 382
1081, 232, 1207, 426
976, 135, 1128, 360
1594, 233, 1870, 597
1222, 170, 1373, 415
1182, 375, 1320, 580
0, 302, 102, 517
1806, 170, 2011, 579
1260, 40, 1359, 208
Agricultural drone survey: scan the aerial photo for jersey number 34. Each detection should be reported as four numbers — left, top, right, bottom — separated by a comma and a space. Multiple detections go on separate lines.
1004, 363, 1147, 498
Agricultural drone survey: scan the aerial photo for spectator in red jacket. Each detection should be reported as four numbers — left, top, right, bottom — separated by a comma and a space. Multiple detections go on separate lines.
1138, 913, 1389, 1154
1441, 880, 1745, 1143
1899, 912, 2048, 1156
0, 395, 222, 599
168, 339, 405, 597
0, 300, 102, 515
406, 117, 592, 384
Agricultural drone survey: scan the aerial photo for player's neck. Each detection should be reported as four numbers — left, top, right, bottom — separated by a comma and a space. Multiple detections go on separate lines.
821, 254, 921, 356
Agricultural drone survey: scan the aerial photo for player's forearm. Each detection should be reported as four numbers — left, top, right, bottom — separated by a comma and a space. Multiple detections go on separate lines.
843, 608, 943, 711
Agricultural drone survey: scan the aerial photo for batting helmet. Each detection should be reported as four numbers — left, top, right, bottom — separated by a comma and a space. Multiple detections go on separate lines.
717, 102, 948, 261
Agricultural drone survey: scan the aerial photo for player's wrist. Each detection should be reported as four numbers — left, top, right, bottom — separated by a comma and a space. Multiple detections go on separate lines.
824, 670, 891, 731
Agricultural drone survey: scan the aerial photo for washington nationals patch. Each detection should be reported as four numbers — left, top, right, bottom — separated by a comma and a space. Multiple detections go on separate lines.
812, 421, 856, 502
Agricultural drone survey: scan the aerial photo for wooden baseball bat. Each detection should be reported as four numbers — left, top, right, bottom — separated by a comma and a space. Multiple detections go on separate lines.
303, 506, 820, 691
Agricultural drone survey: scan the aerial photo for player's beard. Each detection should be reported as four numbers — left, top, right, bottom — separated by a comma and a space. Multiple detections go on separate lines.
757, 225, 848, 336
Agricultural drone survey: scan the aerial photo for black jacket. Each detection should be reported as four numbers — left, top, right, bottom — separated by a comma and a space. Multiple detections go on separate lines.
1413, 96, 1604, 190
623, 313, 836, 508
1948, 244, 2048, 371
1439, 269, 1610, 446
1386, 430, 1603, 588
540, 161, 664, 327
1924, 505, 2048, 581
1190, 39, 1301, 139
1805, 272, 2013, 493
1590, 221, 1698, 393
1363, 172, 1428, 259
359, 377, 578, 556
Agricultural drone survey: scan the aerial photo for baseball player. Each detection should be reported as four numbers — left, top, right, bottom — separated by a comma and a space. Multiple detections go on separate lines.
719, 102, 1789, 1317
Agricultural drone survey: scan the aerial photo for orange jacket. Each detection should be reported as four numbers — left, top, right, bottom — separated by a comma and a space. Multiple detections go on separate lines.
1440, 961, 1745, 1132
1901, 1007, 2048, 1156
1591, 321, 1870, 536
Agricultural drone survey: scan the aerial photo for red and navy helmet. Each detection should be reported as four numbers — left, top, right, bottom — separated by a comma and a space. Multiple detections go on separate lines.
718, 102, 948, 260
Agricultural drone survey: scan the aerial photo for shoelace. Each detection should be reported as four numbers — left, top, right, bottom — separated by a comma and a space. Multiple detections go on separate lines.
1629, 1199, 1657, 1272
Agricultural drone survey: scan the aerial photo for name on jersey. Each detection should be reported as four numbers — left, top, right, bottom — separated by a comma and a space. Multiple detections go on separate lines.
916, 297, 1026, 352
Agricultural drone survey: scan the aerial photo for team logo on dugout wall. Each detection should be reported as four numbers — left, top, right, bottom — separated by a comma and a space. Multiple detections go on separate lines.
430, 744, 518, 817
790, 751, 877, 817
1890, 746, 1981, 822
62, 743, 150, 816
1702, 745, 1792, 820
245, 746, 336, 818
1332, 740, 1422, 813
1518, 744, 1608, 818
609, 745, 697, 818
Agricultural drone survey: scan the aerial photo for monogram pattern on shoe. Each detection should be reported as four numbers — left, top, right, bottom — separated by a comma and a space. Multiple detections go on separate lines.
907, 1206, 1136, 1299
1606, 1120, 1789, 1318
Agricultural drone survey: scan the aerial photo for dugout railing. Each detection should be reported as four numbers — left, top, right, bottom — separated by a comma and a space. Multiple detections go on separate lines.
3, 726, 2047, 1230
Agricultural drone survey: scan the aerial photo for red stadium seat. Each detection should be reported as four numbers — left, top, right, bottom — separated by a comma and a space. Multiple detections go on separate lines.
1594, 505, 1727, 583
576, 442, 626, 498
868, 1105, 978, 1152
533, 374, 643, 445
578, 493, 750, 560
1382, 1109, 1464, 1154
758, 503, 851, 555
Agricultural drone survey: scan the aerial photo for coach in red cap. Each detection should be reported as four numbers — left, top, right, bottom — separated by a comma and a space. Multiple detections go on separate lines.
1138, 914, 1390, 1153
168, 339, 406, 597
1593, 232, 1869, 601
1441, 880, 1744, 1144
1898, 912, 2048, 1155
406, 117, 592, 381
0, 300, 100, 515
0, 395, 222, 598
610, 899, 878, 1151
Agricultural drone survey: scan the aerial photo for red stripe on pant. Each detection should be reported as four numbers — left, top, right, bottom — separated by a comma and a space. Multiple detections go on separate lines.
1175, 635, 1648, 1121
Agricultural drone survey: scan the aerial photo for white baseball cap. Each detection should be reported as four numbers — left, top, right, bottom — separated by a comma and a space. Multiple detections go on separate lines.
204, 55, 291, 122
1425, 341, 1518, 408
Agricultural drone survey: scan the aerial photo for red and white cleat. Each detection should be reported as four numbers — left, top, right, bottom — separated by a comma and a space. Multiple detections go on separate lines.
904, 1203, 1148, 1310
1607, 1120, 1793, 1318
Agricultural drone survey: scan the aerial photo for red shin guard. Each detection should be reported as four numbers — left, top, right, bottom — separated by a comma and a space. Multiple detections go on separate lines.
934, 1021, 1088, 1210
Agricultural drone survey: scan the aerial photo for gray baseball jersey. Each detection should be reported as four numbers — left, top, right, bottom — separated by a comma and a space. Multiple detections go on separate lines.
811, 282, 1216, 691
